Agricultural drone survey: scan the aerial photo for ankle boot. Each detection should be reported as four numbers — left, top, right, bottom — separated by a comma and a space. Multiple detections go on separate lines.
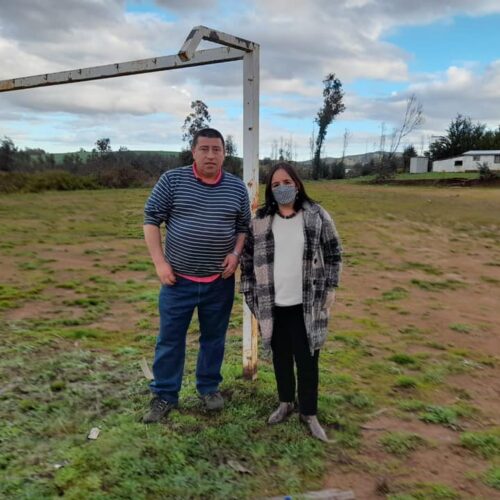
299, 414, 330, 442
267, 402, 294, 425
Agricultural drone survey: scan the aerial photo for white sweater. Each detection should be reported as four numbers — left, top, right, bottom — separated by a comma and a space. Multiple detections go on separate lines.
272, 212, 304, 306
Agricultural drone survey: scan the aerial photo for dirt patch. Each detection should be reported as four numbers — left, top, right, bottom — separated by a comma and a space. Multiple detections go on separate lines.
325, 415, 494, 499
323, 215, 500, 497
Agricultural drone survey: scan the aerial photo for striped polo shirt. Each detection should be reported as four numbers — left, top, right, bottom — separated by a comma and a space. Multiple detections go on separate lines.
144, 165, 250, 277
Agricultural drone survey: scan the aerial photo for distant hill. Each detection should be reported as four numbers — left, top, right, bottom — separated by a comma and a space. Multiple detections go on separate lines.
40, 149, 400, 167
47, 150, 179, 165
297, 151, 402, 168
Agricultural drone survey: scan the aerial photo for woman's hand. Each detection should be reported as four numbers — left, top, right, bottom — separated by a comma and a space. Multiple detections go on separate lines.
325, 289, 336, 310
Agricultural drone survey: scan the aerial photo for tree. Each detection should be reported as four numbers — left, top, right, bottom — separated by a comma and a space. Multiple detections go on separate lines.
225, 135, 237, 157
341, 128, 351, 163
223, 135, 242, 176
180, 100, 211, 165
95, 138, 111, 154
388, 94, 423, 158
181, 100, 211, 146
480, 125, 500, 150
0, 137, 17, 172
429, 115, 486, 161
402, 144, 417, 173
313, 73, 345, 179
375, 94, 423, 182
477, 161, 498, 181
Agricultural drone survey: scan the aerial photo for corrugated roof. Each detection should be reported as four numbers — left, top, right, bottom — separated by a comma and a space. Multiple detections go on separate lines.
464, 150, 500, 155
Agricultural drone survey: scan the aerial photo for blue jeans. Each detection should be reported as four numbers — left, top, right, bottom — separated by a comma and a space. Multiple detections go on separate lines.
150, 275, 235, 404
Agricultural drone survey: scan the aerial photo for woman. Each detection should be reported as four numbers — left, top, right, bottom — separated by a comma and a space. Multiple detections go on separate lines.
240, 162, 342, 442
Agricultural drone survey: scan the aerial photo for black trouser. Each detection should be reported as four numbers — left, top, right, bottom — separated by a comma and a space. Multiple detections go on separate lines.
271, 304, 319, 416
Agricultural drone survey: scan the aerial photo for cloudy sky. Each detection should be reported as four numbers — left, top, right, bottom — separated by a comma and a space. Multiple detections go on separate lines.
1, 0, 499, 159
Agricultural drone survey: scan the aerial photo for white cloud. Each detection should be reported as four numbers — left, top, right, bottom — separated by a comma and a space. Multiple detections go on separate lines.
1, 0, 500, 157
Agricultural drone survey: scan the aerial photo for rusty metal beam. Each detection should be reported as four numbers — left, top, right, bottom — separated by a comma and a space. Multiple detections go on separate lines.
179, 25, 256, 62
0, 47, 245, 93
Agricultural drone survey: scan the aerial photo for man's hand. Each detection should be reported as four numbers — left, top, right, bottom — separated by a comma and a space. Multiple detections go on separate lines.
221, 253, 239, 279
155, 261, 176, 285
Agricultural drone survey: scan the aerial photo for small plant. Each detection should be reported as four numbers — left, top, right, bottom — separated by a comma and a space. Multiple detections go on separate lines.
381, 287, 409, 301
477, 161, 498, 181
449, 323, 472, 333
484, 466, 500, 489
389, 353, 418, 366
410, 279, 464, 291
419, 406, 459, 428
402, 261, 443, 275
394, 376, 418, 389
380, 431, 425, 456
460, 429, 500, 458
388, 482, 460, 499
398, 399, 427, 412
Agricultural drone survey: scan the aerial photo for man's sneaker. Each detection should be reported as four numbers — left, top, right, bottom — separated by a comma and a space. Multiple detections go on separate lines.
199, 391, 224, 411
143, 396, 177, 424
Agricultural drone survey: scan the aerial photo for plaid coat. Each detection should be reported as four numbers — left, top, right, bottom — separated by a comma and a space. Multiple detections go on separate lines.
240, 202, 342, 355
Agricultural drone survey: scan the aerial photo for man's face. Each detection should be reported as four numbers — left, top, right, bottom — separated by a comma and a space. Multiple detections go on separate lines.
192, 136, 225, 179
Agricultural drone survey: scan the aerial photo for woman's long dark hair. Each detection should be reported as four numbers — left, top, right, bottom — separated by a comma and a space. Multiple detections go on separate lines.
256, 162, 315, 218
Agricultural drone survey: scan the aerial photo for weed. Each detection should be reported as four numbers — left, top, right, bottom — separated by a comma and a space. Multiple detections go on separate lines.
419, 406, 460, 428
394, 376, 419, 389
381, 287, 409, 301
449, 323, 472, 333
410, 279, 465, 291
397, 399, 427, 412
389, 353, 418, 366
388, 482, 460, 499
401, 261, 443, 276
380, 431, 426, 456
480, 275, 500, 285
484, 466, 500, 489
460, 429, 500, 458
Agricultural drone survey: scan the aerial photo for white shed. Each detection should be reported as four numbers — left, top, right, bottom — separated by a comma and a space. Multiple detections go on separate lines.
433, 150, 500, 172
410, 156, 429, 173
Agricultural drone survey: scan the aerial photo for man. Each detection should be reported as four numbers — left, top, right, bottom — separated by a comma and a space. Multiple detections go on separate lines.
143, 128, 250, 423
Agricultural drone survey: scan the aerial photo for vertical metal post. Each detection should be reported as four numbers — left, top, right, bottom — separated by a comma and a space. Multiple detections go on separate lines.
242, 46, 260, 380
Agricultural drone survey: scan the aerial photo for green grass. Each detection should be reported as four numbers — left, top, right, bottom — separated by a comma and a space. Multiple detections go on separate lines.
419, 405, 461, 428
389, 353, 419, 366
1, 182, 499, 498
394, 376, 419, 389
388, 482, 460, 499
449, 323, 472, 334
380, 432, 426, 456
381, 287, 409, 301
484, 466, 500, 489
410, 279, 465, 291
460, 429, 500, 458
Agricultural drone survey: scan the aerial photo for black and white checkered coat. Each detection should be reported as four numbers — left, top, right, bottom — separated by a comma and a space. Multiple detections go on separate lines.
240, 202, 342, 355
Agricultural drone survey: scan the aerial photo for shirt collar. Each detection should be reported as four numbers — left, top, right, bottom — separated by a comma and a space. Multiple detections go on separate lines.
192, 162, 223, 185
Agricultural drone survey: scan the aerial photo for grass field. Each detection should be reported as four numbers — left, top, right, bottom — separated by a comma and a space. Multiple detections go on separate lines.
343, 172, 480, 183
1, 182, 499, 499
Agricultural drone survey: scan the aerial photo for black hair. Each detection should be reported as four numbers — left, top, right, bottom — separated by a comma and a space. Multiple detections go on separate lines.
256, 162, 315, 218
191, 128, 225, 150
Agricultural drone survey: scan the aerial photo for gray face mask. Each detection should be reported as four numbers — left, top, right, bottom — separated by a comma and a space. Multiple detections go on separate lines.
272, 184, 297, 205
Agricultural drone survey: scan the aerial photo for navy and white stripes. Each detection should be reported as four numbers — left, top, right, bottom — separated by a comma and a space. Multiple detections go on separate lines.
144, 166, 250, 277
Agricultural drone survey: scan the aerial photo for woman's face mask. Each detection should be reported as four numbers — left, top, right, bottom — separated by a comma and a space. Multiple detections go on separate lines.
272, 184, 297, 205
